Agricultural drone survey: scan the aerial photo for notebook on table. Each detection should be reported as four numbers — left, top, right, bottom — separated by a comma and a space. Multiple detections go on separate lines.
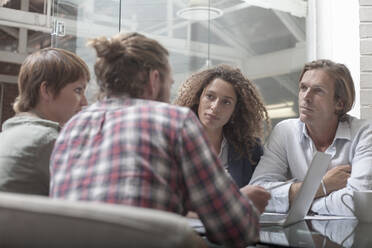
260, 151, 332, 227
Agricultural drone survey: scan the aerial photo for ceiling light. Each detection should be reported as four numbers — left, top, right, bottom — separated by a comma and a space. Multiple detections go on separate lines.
177, 0, 223, 21
266, 102, 297, 119
241, 0, 307, 18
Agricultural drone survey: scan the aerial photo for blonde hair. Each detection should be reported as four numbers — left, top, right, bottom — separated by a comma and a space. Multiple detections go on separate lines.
299, 59, 355, 122
174, 64, 270, 160
88, 32, 169, 98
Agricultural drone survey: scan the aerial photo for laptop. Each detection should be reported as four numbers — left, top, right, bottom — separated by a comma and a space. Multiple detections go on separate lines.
260, 151, 332, 227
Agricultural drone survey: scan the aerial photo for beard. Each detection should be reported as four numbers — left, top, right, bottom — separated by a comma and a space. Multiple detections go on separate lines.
155, 83, 170, 103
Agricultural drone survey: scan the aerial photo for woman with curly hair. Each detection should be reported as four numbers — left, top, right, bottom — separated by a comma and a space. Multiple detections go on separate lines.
174, 64, 270, 187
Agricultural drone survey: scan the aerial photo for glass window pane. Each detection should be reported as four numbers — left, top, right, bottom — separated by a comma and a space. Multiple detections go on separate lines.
52, 0, 121, 102
120, 0, 306, 125
51, 0, 306, 125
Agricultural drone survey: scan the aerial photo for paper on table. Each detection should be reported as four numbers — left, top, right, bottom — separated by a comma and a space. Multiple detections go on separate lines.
187, 218, 206, 235
304, 215, 356, 220
187, 217, 203, 228
261, 212, 356, 220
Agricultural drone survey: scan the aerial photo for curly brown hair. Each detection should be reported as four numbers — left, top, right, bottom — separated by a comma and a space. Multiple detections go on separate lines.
174, 64, 270, 160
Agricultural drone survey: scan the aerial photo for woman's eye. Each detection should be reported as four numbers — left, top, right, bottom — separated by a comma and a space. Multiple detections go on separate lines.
74, 88, 83, 94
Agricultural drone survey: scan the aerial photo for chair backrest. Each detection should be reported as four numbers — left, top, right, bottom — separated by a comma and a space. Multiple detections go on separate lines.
0, 192, 207, 248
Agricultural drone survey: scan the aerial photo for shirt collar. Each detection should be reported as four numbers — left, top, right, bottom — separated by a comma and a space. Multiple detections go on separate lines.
299, 121, 309, 144
218, 136, 229, 168
220, 136, 228, 151
218, 136, 228, 158
334, 120, 352, 141
299, 118, 352, 144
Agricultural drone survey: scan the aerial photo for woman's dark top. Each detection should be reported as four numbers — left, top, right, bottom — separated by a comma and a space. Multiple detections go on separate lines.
227, 142, 263, 188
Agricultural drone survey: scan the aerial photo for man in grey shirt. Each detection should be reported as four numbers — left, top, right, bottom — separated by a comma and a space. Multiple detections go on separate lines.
250, 59, 372, 215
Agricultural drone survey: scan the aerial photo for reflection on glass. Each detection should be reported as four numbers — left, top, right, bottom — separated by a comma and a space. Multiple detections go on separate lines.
260, 219, 372, 248
310, 219, 372, 248
51, 0, 307, 125
52, 0, 121, 102
310, 219, 358, 248
260, 221, 316, 247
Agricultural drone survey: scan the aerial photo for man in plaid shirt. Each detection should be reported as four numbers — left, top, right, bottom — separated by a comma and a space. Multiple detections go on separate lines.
50, 32, 270, 247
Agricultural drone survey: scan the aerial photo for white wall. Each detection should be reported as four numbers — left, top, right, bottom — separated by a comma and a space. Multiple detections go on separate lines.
360, 0, 372, 119
308, 0, 360, 118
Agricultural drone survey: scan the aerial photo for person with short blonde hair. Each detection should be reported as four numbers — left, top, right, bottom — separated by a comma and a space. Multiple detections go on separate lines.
0, 48, 90, 195
250, 59, 372, 216
299, 59, 355, 121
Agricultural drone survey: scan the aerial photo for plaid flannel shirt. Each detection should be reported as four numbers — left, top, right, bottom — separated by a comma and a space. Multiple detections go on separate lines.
50, 97, 259, 247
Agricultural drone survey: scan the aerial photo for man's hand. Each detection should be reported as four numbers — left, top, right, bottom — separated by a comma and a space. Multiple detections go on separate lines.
240, 185, 271, 213
289, 182, 302, 204
290, 165, 352, 204
322, 164, 351, 194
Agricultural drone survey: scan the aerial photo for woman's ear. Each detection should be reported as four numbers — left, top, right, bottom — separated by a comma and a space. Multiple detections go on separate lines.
39, 81, 53, 103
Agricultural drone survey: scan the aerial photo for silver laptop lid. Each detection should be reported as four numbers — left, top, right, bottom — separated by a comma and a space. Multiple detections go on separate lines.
284, 151, 331, 226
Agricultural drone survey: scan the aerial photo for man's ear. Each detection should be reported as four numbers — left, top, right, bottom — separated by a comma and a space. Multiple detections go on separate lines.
39, 81, 53, 102
145, 70, 160, 100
